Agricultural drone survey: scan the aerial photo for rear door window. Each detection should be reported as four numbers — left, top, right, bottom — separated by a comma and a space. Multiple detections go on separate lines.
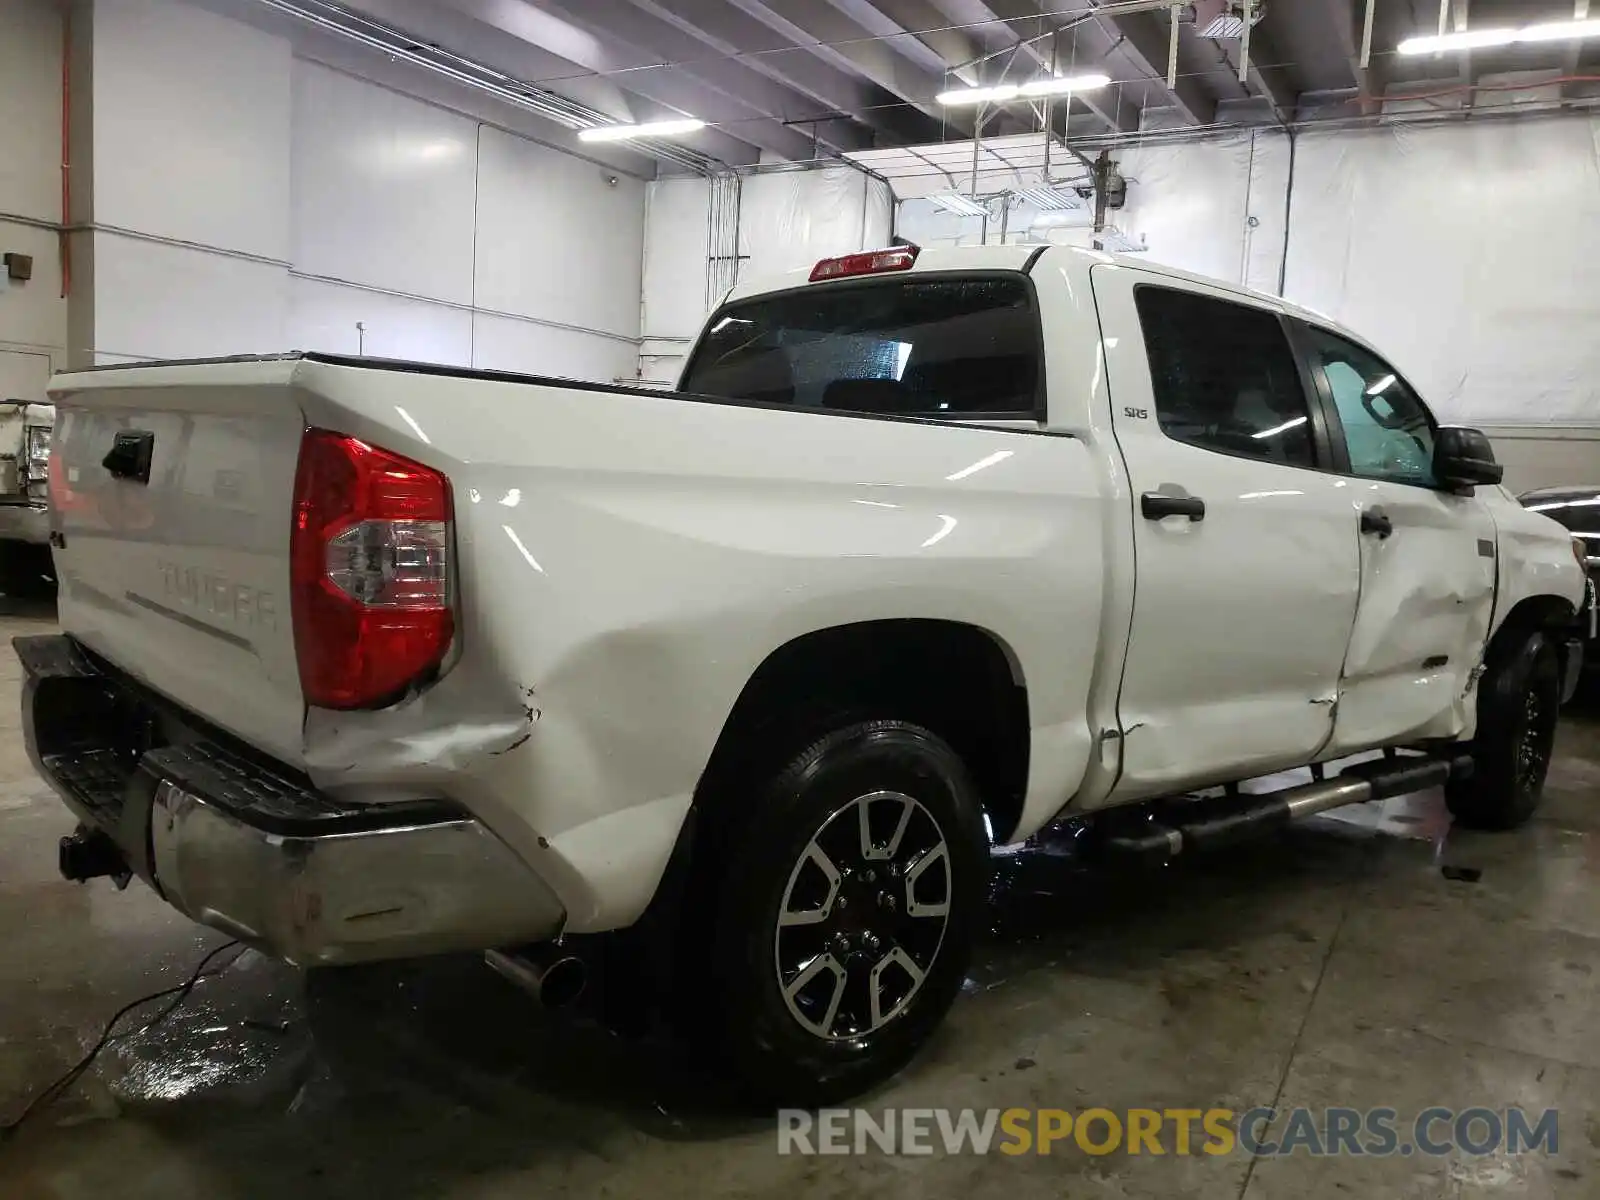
680, 276, 1042, 418
1133, 285, 1318, 469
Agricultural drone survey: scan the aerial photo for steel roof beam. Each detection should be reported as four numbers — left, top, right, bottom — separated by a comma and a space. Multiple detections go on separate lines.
933, 0, 1145, 131
1099, 7, 1220, 126
726, 0, 977, 132
431, 0, 857, 158
615, 0, 944, 145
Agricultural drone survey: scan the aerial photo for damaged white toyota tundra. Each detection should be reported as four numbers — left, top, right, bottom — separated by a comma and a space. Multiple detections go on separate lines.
23, 245, 1589, 1102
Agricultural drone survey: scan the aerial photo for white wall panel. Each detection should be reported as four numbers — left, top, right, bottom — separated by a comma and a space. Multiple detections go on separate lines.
1480, 425, 1600, 494
91, 234, 286, 362
471, 313, 635, 384
287, 276, 471, 365
0, 0, 62, 222
473, 125, 645, 338
1286, 117, 1600, 424
895, 201, 984, 248
640, 178, 709, 341
292, 61, 478, 304
92, 0, 290, 260
863, 176, 894, 248
0, 224, 68, 358
1240, 134, 1291, 295
638, 167, 891, 383
739, 168, 886, 280
1115, 131, 1291, 293
0, 0, 68, 366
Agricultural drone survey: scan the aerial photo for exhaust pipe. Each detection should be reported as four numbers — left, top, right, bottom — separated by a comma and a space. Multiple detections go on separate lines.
1103, 751, 1473, 859
484, 945, 588, 1008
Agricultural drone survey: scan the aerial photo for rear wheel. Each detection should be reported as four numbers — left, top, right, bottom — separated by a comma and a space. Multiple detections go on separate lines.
704, 719, 988, 1105
1447, 630, 1562, 830
0, 541, 55, 601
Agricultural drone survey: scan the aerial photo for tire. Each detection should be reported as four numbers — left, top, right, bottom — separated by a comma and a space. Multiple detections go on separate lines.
704, 719, 989, 1106
1446, 630, 1562, 830
0, 541, 55, 601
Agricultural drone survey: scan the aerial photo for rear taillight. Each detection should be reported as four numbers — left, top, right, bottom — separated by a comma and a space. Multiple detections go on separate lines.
290, 429, 454, 709
47, 447, 65, 507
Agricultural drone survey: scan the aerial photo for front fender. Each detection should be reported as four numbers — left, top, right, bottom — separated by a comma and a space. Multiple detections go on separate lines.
1486, 487, 1587, 643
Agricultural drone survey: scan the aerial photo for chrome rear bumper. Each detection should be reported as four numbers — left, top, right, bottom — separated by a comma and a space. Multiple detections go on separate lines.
18, 634, 564, 965
0, 501, 49, 545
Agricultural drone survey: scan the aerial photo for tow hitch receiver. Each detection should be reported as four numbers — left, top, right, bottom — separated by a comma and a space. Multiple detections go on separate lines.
59, 825, 132, 887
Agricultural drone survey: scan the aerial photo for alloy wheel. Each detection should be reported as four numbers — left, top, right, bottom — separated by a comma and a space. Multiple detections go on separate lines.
772, 790, 953, 1041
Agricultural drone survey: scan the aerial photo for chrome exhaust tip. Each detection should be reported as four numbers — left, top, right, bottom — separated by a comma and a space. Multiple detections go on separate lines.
485, 946, 588, 1008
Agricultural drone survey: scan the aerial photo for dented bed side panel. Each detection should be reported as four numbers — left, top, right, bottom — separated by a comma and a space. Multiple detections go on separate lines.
289, 359, 1108, 932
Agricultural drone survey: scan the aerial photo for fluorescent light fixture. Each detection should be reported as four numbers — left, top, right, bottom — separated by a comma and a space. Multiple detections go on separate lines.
1012, 185, 1083, 211
579, 118, 705, 142
1398, 19, 1600, 55
1199, 15, 1246, 39
927, 191, 991, 217
937, 73, 1111, 105
1366, 374, 1397, 396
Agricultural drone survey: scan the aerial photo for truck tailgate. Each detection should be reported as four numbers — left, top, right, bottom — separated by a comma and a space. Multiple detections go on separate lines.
49, 358, 309, 765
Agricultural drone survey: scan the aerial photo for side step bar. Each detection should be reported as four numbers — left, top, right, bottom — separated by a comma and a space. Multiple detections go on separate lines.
1101, 751, 1474, 860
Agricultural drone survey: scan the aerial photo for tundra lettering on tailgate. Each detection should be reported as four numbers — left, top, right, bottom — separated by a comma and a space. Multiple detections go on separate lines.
158, 560, 277, 630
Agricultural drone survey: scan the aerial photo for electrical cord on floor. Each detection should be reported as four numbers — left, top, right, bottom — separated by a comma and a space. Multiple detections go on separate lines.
0, 938, 244, 1143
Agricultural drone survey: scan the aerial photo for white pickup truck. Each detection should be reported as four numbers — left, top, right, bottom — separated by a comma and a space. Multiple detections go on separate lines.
0, 397, 55, 565
22, 244, 1588, 1103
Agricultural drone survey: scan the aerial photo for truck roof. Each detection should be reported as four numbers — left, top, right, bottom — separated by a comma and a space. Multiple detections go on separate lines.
726, 243, 1368, 362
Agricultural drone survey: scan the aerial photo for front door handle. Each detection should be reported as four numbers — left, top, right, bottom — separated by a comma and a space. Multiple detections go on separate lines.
1360, 510, 1393, 539
1141, 492, 1206, 522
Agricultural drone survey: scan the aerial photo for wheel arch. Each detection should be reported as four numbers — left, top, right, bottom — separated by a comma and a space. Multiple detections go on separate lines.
1487, 593, 1576, 666
696, 618, 1032, 845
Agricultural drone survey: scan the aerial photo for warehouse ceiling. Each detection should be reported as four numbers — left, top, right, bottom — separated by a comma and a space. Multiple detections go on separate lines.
246, 0, 1600, 168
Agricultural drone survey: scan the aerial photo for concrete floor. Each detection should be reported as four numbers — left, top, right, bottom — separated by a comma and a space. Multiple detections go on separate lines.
1, 603, 1597, 1199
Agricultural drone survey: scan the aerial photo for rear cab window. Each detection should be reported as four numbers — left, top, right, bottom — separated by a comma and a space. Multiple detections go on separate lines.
679, 275, 1044, 420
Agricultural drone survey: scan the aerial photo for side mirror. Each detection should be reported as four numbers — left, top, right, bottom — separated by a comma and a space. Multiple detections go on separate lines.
1433, 426, 1503, 489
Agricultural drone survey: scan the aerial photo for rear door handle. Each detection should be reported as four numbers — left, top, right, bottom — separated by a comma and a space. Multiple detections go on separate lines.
1141, 492, 1206, 522
1360, 510, 1393, 539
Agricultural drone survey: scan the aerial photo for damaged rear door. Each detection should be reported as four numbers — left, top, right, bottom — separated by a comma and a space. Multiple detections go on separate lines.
1292, 321, 1497, 753
1093, 270, 1362, 803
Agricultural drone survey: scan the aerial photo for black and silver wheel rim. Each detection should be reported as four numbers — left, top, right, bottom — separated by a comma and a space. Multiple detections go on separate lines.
773, 790, 953, 1042
1515, 685, 1555, 795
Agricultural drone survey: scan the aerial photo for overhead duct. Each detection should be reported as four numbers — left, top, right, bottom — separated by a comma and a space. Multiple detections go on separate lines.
249, 0, 719, 174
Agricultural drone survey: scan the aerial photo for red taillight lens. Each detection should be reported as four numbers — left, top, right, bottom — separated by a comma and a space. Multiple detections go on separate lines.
809, 245, 919, 282
47, 447, 64, 507
290, 429, 454, 709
